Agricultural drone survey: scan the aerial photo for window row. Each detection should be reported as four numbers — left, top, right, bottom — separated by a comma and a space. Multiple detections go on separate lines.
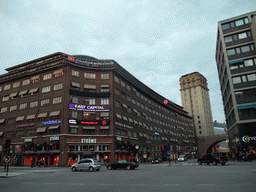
222, 17, 249, 30
1, 83, 63, 102
227, 44, 255, 56
1, 96, 62, 112
224, 30, 251, 43
230, 58, 256, 70
69, 126, 110, 134
70, 111, 109, 120
232, 73, 256, 84
71, 69, 109, 80
0, 69, 64, 92
70, 97, 109, 105
70, 82, 109, 92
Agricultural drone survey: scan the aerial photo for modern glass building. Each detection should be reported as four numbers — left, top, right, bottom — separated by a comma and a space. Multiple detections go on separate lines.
215, 11, 256, 155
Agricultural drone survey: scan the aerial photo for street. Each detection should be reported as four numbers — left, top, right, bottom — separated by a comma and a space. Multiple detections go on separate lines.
1, 159, 256, 192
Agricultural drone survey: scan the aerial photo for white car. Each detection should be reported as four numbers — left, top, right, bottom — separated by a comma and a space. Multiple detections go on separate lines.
178, 155, 187, 162
71, 158, 101, 172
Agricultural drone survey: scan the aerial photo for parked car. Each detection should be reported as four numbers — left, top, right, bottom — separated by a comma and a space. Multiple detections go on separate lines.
178, 155, 187, 162
71, 158, 101, 172
106, 160, 139, 170
151, 158, 162, 164
198, 153, 229, 166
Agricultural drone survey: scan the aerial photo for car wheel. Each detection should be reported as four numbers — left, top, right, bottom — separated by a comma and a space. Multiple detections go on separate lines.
72, 167, 77, 172
199, 161, 202, 165
89, 167, 94, 172
127, 165, 131, 170
213, 161, 217, 166
108, 165, 112, 170
221, 163, 225, 166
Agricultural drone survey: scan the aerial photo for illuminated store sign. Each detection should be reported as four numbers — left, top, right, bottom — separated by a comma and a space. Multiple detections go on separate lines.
41, 120, 61, 125
16, 123, 35, 128
69, 104, 110, 111
155, 132, 160, 136
240, 135, 256, 143
24, 138, 32, 142
69, 119, 110, 125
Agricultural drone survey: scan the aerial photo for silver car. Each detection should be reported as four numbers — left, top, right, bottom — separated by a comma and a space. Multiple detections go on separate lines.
71, 158, 101, 172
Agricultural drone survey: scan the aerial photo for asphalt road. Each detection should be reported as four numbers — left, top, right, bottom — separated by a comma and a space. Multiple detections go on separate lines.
1, 159, 256, 192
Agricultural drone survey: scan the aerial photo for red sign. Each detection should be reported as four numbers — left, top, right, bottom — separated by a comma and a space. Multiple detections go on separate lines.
102, 120, 107, 125
164, 100, 168, 104
68, 56, 75, 62
16, 123, 35, 128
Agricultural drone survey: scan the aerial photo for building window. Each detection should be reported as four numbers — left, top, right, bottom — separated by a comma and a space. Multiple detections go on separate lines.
100, 128, 109, 134
22, 79, 30, 86
72, 69, 79, 77
247, 74, 256, 81
227, 44, 255, 56
127, 85, 131, 91
115, 88, 120, 95
101, 73, 109, 79
232, 76, 241, 84
27, 129, 35, 136
54, 83, 63, 90
84, 98, 95, 105
2, 95, 9, 102
53, 96, 62, 104
100, 112, 109, 120
71, 96, 78, 103
114, 76, 119, 83
82, 112, 96, 120
83, 129, 95, 134
53, 69, 64, 77
19, 103, 28, 110
199, 131, 202, 134
222, 17, 249, 30
84, 84, 96, 92
70, 127, 78, 134
71, 111, 78, 118
30, 101, 38, 108
0, 107, 8, 113
115, 100, 120, 108
71, 82, 80, 90
13, 82, 20, 88
42, 86, 51, 93
43, 73, 52, 80
101, 98, 109, 105
8, 118, 16, 124
41, 99, 50, 106
101, 85, 109, 92
4, 84, 11, 90
84, 72, 96, 79
10, 105, 17, 112
121, 81, 125, 87
31, 75, 40, 83
16, 130, 24, 137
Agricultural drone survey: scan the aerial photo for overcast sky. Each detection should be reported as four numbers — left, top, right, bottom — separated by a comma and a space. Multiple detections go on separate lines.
0, 0, 255, 123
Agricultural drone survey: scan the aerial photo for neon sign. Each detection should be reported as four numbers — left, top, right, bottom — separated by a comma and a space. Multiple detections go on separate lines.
41, 120, 61, 125
69, 104, 110, 111
69, 119, 110, 125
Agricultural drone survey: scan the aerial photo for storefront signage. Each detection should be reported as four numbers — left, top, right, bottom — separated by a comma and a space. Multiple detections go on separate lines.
81, 138, 97, 143
115, 122, 133, 129
16, 123, 35, 128
155, 132, 160, 136
69, 104, 110, 111
240, 135, 256, 143
42, 120, 61, 125
24, 138, 32, 142
67, 55, 114, 67
50, 136, 59, 141
69, 119, 110, 125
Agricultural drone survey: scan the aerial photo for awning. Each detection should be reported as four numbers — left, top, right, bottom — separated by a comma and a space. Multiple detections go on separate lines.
71, 82, 80, 88
19, 90, 28, 95
100, 112, 109, 117
37, 113, 47, 118
133, 109, 138, 113
100, 126, 109, 129
83, 126, 95, 129
229, 60, 244, 65
134, 120, 138, 124
16, 116, 25, 121
26, 114, 36, 120
49, 111, 60, 116
143, 133, 147, 137
48, 125, 60, 130
116, 113, 122, 119
122, 103, 128, 108
29, 88, 39, 93
138, 122, 142, 126
237, 104, 256, 110
31, 75, 40, 80
143, 123, 147, 127
0, 119, 5, 124
70, 125, 78, 128
122, 116, 128, 121
139, 133, 143, 137
128, 118, 133, 123
0, 131, 3, 136
100, 85, 109, 88
84, 84, 96, 89
36, 127, 47, 133
9, 92, 18, 97
53, 69, 63, 75
142, 113, 146, 116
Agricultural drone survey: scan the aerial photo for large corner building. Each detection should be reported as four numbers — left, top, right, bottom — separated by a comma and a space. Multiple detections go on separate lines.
0, 52, 196, 166
216, 11, 256, 154
179, 72, 214, 137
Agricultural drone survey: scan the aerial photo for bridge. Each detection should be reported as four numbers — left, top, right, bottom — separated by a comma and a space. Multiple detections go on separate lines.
196, 134, 227, 158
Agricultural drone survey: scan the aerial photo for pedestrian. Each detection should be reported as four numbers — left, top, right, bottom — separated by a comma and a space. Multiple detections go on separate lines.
232, 153, 236, 164
3, 156, 6, 171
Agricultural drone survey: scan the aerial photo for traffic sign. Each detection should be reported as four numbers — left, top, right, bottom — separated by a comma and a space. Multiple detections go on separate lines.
167, 150, 171, 156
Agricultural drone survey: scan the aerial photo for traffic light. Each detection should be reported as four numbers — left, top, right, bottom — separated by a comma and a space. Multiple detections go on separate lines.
3, 139, 11, 155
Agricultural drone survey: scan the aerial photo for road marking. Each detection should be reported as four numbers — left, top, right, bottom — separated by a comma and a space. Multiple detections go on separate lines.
70, 183, 85, 185
21, 182, 35, 184
45, 183, 58, 185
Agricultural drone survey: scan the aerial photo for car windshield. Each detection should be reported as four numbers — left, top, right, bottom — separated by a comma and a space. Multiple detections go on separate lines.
117, 160, 127, 163
179, 155, 185, 158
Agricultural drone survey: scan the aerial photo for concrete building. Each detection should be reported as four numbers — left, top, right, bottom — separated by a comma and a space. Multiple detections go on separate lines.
179, 72, 214, 137
0, 52, 196, 166
216, 11, 256, 155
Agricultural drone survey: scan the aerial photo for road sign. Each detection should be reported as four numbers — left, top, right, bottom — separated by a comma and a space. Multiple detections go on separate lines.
167, 151, 171, 156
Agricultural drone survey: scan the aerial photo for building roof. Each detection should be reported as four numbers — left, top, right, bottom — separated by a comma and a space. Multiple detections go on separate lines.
72, 55, 98, 60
